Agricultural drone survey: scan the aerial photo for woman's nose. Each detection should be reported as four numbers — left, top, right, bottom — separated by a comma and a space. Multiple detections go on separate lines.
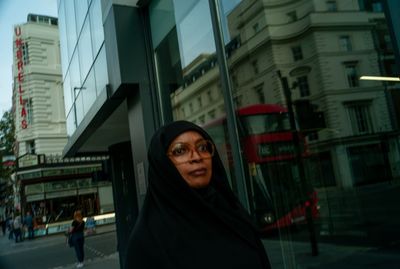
189, 148, 202, 162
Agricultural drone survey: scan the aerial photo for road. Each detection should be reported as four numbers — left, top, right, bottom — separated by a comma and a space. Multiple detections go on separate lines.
0, 230, 118, 269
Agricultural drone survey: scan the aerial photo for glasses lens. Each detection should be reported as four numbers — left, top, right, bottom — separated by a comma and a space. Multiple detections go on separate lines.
170, 143, 190, 157
196, 140, 214, 156
168, 140, 214, 164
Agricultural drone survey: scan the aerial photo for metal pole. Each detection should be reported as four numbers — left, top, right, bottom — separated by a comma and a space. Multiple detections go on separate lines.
277, 71, 319, 256
209, 0, 250, 212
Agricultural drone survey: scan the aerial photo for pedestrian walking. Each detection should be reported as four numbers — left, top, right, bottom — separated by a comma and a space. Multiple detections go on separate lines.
69, 210, 85, 268
0, 217, 6, 236
24, 211, 34, 239
124, 120, 271, 269
13, 212, 22, 243
7, 216, 14, 240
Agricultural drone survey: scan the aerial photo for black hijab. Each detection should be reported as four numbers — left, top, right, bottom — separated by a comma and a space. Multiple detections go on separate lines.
125, 121, 271, 269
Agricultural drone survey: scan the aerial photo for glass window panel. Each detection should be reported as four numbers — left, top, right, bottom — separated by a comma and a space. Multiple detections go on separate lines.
66, 107, 75, 136
89, 0, 104, 57
218, 0, 400, 268
58, 0, 69, 78
78, 18, 93, 82
82, 66, 96, 114
94, 45, 109, 96
149, 0, 235, 189
64, 0, 78, 59
63, 71, 73, 115
75, 89, 84, 126
74, 0, 88, 35
70, 50, 81, 90
339, 35, 352, 51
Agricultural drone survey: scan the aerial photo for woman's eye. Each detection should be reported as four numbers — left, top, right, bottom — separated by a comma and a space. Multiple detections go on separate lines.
172, 146, 188, 156
197, 143, 208, 153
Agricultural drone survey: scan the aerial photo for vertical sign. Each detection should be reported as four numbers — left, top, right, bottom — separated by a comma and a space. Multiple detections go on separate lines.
15, 26, 27, 129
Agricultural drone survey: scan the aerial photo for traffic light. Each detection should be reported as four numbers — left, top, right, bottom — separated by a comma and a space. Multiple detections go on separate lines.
294, 100, 326, 133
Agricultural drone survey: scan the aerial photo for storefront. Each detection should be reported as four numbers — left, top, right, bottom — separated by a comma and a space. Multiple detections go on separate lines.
16, 153, 114, 233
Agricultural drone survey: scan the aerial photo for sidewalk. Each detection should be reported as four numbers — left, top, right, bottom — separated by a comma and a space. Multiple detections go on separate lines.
0, 224, 120, 269
63, 224, 120, 269
62, 252, 120, 269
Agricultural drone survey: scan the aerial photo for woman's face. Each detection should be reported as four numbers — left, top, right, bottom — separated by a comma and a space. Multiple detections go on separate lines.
167, 131, 213, 188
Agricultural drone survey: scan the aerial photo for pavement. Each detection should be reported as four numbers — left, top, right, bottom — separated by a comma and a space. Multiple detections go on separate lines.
60, 252, 119, 269
55, 224, 120, 269
0, 224, 120, 269
2, 224, 400, 268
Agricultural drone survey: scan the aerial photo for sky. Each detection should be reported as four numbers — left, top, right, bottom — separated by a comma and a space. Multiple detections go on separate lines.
0, 0, 58, 115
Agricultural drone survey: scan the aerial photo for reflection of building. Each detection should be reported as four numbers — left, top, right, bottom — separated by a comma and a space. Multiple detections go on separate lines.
171, 0, 400, 189
11, 14, 113, 231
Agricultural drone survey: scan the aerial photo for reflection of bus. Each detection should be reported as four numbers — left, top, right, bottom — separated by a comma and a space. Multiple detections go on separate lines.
203, 104, 318, 232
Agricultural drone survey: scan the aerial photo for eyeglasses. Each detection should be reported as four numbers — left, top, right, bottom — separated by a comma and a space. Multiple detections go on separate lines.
167, 139, 215, 164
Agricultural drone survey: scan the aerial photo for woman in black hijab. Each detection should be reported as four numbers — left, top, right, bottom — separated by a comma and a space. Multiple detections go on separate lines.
125, 120, 271, 269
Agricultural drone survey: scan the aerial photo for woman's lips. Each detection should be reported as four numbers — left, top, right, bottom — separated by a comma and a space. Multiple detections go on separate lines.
189, 168, 207, 176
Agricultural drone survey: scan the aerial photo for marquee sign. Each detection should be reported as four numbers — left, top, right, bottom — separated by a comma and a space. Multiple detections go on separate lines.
15, 26, 27, 129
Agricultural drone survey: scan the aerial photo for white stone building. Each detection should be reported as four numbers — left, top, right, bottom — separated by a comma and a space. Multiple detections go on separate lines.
12, 14, 67, 157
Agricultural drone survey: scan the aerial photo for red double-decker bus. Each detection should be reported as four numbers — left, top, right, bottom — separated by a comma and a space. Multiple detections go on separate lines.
203, 104, 318, 232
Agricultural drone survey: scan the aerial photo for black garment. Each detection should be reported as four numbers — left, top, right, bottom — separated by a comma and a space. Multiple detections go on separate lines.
125, 121, 271, 269
73, 233, 85, 263
71, 220, 85, 263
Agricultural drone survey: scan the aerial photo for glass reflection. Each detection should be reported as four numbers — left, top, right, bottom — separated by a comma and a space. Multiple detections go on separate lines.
153, 0, 400, 268
217, 0, 400, 268
150, 0, 235, 188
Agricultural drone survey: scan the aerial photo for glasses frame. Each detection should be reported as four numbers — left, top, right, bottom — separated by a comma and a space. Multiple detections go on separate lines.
167, 139, 215, 164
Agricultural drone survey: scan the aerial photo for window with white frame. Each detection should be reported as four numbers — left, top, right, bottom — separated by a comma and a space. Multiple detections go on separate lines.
344, 62, 359, 87
197, 96, 202, 108
252, 60, 259, 74
207, 90, 213, 102
252, 23, 260, 34
326, 1, 337, 11
254, 84, 265, 103
297, 76, 310, 97
339, 36, 352, 51
346, 101, 373, 135
22, 43, 29, 65
199, 115, 205, 124
287, 11, 297, 22
372, 1, 383, 12
25, 98, 33, 124
291, 46, 303, 61
208, 109, 216, 119
26, 140, 35, 154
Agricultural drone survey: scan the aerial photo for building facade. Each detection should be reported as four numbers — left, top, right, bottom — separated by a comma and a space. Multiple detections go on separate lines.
58, 0, 400, 268
13, 14, 67, 156
11, 14, 114, 232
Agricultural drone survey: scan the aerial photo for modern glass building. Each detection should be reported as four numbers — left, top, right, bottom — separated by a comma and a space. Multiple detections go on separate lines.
58, 0, 400, 268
